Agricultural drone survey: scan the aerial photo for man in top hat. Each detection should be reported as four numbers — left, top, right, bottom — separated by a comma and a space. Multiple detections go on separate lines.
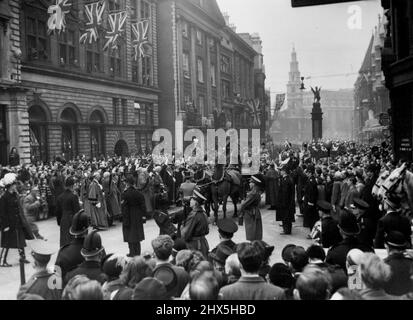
181, 189, 210, 259
317, 200, 342, 249
351, 198, 376, 248
55, 209, 90, 279
55, 177, 81, 247
374, 193, 412, 249
65, 230, 107, 286
303, 165, 319, 233
326, 210, 374, 272
383, 231, 413, 296
277, 166, 295, 235
17, 240, 62, 300
121, 175, 147, 257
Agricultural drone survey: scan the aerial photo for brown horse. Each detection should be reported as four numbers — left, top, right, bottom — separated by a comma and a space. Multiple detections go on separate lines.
210, 164, 241, 222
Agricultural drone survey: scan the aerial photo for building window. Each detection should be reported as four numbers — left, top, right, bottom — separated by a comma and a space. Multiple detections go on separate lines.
130, 0, 137, 20
26, 16, 49, 61
86, 40, 101, 73
109, 47, 122, 77
113, 98, 119, 124
142, 56, 152, 86
132, 60, 139, 83
220, 55, 231, 74
198, 95, 205, 117
222, 80, 231, 100
183, 52, 190, 78
146, 104, 154, 125
141, 0, 151, 19
121, 99, 128, 125
135, 131, 142, 153
208, 38, 216, 52
134, 102, 141, 125
210, 63, 216, 87
58, 29, 78, 66
182, 21, 189, 38
197, 58, 204, 83
196, 29, 203, 46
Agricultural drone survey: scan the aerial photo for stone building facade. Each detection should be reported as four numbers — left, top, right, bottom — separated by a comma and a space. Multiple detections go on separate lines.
1, 0, 160, 165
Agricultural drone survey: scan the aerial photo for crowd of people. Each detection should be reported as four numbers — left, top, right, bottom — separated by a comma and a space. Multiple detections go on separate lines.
0, 138, 412, 300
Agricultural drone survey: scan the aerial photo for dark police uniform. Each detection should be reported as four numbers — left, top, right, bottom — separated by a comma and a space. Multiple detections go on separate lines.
384, 252, 413, 296
55, 238, 85, 280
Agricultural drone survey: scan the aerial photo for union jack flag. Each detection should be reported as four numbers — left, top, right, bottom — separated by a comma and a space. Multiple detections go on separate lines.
131, 20, 151, 61
79, 1, 106, 45
47, 0, 72, 34
103, 11, 127, 51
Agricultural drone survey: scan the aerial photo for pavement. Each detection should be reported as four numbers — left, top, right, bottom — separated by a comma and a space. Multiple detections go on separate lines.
0, 203, 312, 300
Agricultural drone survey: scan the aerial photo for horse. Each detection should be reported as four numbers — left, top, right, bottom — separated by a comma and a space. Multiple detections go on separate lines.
373, 163, 413, 217
210, 164, 242, 222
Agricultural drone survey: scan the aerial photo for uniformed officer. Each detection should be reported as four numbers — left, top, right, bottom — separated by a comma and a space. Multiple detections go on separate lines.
209, 218, 238, 264
326, 210, 374, 272
178, 173, 196, 203
383, 231, 413, 296
317, 200, 342, 249
17, 240, 62, 300
55, 210, 90, 280
352, 198, 375, 248
181, 189, 210, 259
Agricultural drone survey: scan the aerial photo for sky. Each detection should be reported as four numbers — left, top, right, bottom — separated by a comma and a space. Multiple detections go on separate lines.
216, 0, 384, 103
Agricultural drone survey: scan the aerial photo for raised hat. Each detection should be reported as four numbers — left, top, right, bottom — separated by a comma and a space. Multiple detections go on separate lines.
385, 231, 409, 249
210, 244, 234, 264
217, 218, 238, 235
353, 198, 369, 210
81, 230, 104, 257
132, 277, 168, 300
70, 210, 90, 236
317, 200, 332, 213
338, 210, 360, 235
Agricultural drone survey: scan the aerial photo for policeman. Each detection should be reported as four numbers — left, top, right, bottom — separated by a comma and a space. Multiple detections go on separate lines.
209, 218, 238, 262
352, 198, 375, 248
17, 240, 62, 300
317, 200, 342, 249
383, 231, 413, 296
55, 210, 90, 280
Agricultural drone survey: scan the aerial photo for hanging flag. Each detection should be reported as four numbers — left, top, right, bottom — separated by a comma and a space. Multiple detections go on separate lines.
79, 1, 106, 45
131, 19, 151, 60
275, 94, 286, 111
47, 0, 72, 34
103, 11, 128, 51
246, 99, 261, 126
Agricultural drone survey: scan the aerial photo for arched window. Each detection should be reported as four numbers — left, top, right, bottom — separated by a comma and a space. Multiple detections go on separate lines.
60, 107, 78, 161
29, 105, 49, 162
89, 110, 105, 159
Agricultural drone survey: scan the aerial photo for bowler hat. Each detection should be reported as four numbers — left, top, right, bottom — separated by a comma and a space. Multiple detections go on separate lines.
338, 210, 360, 235
153, 265, 178, 293
281, 244, 296, 263
132, 277, 169, 300
385, 231, 409, 249
253, 240, 275, 261
210, 244, 234, 264
70, 210, 90, 236
81, 230, 104, 257
217, 218, 238, 235
317, 200, 332, 213
65, 177, 75, 187
268, 263, 294, 289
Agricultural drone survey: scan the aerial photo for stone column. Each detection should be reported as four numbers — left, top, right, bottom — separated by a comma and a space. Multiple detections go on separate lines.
311, 102, 323, 141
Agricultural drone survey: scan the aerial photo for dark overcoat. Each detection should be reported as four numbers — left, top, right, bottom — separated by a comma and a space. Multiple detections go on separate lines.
121, 186, 147, 243
276, 175, 295, 223
303, 177, 318, 229
374, 211, 412, 249
264, 168, 278, 206
0, 191, 27, 248
55, 237, 85, 279
55, 189, 81, 247
384, 252, 413, 296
